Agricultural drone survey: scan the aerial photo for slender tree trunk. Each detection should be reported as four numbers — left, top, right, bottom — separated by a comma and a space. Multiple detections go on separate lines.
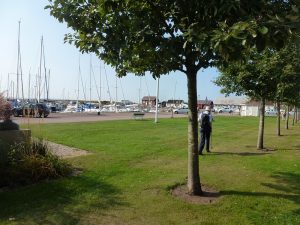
292, 105, 296, 126
257, 98, 265, 150
186, 69, 202, 195
296, 108, 298, 123
285, 105, 290, 129
276, 101, 281, 136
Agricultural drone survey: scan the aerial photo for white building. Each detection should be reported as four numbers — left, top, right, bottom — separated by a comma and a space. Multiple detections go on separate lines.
240, 100, 274, 117
214, 96, 274, 116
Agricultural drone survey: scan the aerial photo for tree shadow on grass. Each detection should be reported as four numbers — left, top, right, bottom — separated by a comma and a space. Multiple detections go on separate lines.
276, 147, 300, 151
291, 144, 300, 150
221, 172, 300, 215
269, 143, 300, 151
210, 151, 271, 156
0, 174, 127, 224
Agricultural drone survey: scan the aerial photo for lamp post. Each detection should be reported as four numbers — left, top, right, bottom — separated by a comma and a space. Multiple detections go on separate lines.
155, 78, 159, 123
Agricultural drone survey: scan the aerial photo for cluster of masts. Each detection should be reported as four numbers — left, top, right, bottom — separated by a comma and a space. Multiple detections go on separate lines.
2, 22, 161, 108
5, 21, 50, 103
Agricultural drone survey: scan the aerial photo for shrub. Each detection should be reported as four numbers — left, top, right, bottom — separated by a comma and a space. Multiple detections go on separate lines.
0, 93, 11, 121
0, 139, 9, 165
0, 139, 72, 188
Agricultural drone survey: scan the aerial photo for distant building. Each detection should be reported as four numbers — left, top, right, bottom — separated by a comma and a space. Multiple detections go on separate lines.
241, 100, 274, 116
166, 99, 184, 108
214, 96, 247, 108
197, 99, 214, 110
142, 96, 157, 107
214, 97, 275, 116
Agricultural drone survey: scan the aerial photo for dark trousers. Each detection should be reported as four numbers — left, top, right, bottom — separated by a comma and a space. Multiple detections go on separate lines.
199, 128, 211, 153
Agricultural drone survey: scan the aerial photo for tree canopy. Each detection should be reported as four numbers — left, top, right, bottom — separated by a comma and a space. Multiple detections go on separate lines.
47, 0, 300, 195
215, 48, 281, 149
215, 49, 279, 100
47, 0, 300, 77
276, 38, 300, 106
215, 36, 300, 148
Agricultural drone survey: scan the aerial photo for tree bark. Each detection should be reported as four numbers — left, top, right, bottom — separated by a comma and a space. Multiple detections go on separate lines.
276, 101, 281, 136
285, 105, 290, 130
186, 68, 202, 195
257, 98, 265, 150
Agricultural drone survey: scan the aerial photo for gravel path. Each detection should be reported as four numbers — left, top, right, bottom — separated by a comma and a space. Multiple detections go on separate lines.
46, 141, 90, 158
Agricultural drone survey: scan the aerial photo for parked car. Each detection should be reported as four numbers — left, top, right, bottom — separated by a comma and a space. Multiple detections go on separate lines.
218, 107, 233, 113
12, 103, 50, 118
173, 107, 189, 114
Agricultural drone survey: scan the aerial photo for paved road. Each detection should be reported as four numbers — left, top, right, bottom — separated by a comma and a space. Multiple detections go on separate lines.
13, 112, 188, 124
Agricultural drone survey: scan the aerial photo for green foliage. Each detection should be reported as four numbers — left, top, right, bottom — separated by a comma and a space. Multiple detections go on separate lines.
0, 92, 10, 120
46, 0, 300, 76
215, 37, 300, 107
0, 139, 72, 188
275, 38, 300, 106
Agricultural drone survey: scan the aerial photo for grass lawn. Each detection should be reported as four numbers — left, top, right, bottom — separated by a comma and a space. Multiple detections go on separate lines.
1, 116, 299, 225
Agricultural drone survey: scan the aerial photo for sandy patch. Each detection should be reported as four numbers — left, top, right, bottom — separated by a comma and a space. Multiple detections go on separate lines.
46, 141, 90, 158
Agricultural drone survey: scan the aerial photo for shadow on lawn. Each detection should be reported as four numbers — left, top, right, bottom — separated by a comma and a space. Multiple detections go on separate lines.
211, 151, 271, 156
291, 144, 300, 150
276, 148, 300, 151
0, 174, 127, 224
221, 172, 300, 215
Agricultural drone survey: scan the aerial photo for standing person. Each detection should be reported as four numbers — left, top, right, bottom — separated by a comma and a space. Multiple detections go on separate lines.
198, 106, 213, 155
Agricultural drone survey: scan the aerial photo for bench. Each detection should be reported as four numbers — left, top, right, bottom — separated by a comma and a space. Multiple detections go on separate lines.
132, 112, 145, 120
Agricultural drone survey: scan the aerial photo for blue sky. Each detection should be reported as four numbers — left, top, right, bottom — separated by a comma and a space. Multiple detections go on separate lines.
0, 0, 224, 103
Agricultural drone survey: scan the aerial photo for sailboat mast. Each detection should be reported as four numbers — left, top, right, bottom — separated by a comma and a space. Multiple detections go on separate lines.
47, 69, 50, 100
28, 69, 31, 101
104, 64, 112, 103
78, 55, 86, 101
7, 73, 9, 99
38, 36, 43, 103
42, 38, 48, 101
77, 56, 80, 106
139, 77, 141, 106
119, 78, 125, 102
16, 20, 21, 100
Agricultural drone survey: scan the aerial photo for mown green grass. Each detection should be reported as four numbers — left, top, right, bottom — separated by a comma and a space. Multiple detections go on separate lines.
1, 116, 299, 225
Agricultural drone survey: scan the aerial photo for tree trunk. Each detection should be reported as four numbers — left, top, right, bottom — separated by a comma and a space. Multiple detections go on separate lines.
186, 69, 202, 195
257, 98, 265, 150
292, 105, 296, 126
285, 105, 290, 130
276, 101, 281, 136
296, 108, 298, 123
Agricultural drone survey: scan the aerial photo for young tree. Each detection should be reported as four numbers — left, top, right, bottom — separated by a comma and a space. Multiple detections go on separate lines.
216, 37, 300, 148
215, 49, 281, 149
47, 0, 300, 195
262, 36, 300, 135
275, 37, 300, 130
